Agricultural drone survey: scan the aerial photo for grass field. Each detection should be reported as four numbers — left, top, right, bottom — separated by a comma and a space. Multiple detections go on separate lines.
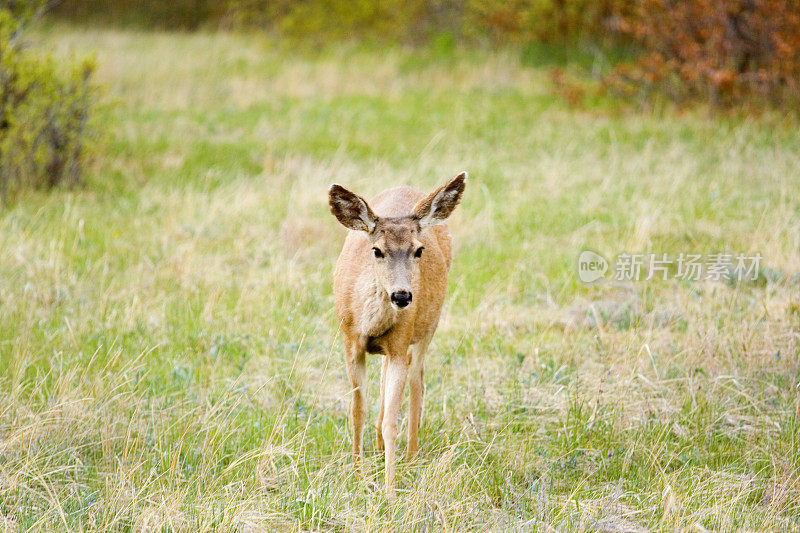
1, 26, 799, 530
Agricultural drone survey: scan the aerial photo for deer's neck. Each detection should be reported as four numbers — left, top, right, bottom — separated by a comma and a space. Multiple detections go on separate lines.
357, 269, 398, 338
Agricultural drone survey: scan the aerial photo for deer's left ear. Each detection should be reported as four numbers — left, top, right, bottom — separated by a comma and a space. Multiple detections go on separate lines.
413, 171, 467, 230
329, 184, 378, 232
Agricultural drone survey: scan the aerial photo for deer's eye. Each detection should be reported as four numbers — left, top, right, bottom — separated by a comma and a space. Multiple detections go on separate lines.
373, 247, 384, 259
414, 247, 424, 258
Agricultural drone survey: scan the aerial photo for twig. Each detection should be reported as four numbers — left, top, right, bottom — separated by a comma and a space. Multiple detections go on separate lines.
8, 0, 61, 49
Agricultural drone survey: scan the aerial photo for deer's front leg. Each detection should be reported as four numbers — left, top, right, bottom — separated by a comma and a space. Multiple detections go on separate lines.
407, 342, 427, 459
381, 352, 408, 497
344, 340, 367, 473
376, 354, 387, 452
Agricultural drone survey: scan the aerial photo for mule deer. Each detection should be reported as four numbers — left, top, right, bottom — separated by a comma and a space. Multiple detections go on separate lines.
328, 172, 467, 496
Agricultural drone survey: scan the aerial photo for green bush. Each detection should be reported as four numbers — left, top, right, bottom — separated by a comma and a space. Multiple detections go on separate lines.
225, 0, 626, 44
51, 0, 227, 30
0, 2, 96, 206
464, 0, 626, 44
51, 0, 625, 44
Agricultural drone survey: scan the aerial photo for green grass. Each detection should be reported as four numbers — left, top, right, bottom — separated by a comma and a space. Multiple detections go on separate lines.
0, 26, 799, 530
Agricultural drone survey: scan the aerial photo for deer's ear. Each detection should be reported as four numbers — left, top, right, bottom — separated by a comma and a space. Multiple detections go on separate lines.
413, 171, 467, 230
328, 184, 378, 232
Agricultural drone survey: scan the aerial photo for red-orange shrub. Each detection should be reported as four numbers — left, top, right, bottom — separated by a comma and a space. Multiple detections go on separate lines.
608, 0, 800, 105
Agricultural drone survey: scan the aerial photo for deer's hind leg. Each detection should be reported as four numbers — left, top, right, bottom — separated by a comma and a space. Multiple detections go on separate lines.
381, 349, 409, 497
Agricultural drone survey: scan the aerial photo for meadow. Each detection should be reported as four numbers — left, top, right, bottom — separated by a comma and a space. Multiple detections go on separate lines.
0, 26, 798, 530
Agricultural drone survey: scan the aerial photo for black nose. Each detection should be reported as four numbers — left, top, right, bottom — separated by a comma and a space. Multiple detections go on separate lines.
390, 291, 412, 308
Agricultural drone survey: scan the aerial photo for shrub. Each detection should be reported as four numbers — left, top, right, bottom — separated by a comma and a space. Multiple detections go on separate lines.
52, 0, 624, 45
227, 0, 626, 44
607, 0, 800, 106
0, 2, 96, 206
465, 0, 626, 44
50, 0, 227, 30
251, 0, 418, 43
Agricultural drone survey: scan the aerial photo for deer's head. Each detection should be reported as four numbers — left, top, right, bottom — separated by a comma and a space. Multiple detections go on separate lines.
329, 172, 467, 309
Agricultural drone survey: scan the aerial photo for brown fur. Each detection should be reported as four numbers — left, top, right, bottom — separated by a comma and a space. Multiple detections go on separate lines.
328, 172, 467, 496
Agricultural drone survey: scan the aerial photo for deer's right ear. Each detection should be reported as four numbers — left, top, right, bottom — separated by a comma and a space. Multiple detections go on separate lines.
413, 171, 467, 230
329, 184, 377, 232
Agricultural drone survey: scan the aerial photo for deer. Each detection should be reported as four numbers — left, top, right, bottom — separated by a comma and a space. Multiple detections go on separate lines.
328, 171, 467, 497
